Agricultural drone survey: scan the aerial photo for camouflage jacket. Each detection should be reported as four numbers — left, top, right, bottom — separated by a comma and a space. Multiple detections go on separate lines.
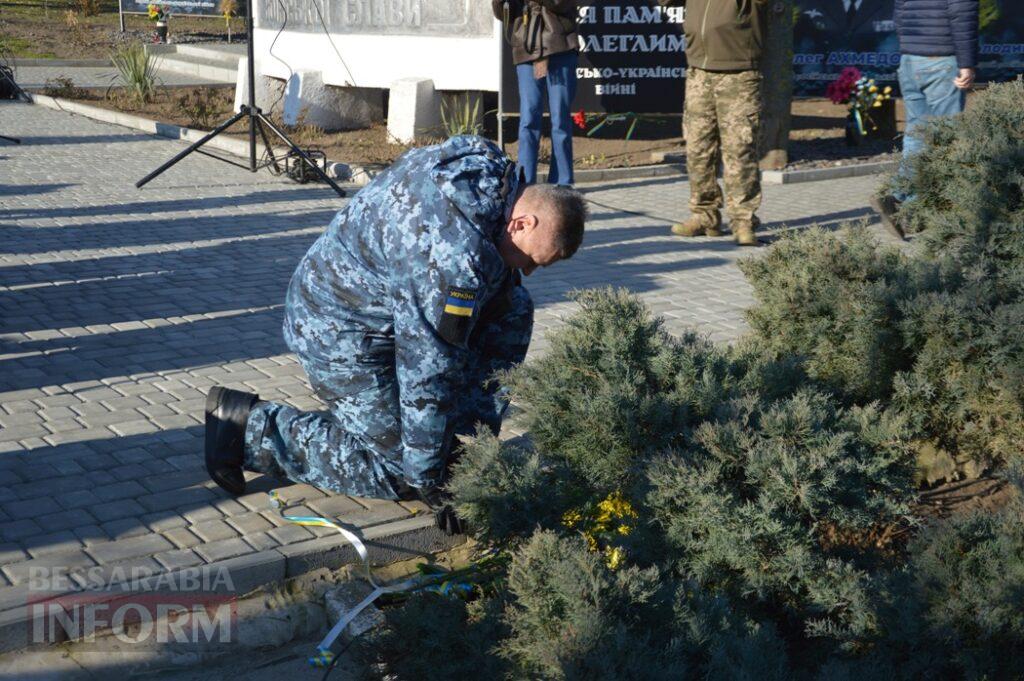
283, 136, 520, 489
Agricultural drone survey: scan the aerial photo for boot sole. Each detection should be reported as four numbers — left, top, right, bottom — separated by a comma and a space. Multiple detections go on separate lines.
205, 386, 255, 496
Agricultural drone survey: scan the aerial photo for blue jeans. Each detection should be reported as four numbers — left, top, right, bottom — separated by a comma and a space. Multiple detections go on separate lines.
516, 50, 578, 185
896, 55, 964, 200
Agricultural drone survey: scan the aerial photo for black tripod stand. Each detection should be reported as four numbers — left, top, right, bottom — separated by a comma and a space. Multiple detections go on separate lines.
136, 2, 344, 196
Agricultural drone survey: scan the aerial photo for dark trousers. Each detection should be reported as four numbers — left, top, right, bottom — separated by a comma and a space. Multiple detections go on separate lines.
243, 287, 535, 499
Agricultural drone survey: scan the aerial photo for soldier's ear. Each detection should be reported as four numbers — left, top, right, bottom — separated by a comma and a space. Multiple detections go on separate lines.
508, 213, 537, 234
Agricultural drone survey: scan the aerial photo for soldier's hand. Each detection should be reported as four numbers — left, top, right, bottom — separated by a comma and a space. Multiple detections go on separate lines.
415, 486, 466, 536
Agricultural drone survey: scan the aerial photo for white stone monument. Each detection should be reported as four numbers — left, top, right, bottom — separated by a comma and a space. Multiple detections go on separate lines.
246, 0, 501, 136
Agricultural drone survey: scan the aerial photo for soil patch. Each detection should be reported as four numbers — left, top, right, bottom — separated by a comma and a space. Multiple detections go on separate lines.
1, 1, 243, 60
916, 476, 1017, 519
39, 83, 907, 171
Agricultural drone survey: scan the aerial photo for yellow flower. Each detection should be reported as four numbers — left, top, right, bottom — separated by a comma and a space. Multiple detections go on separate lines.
561, 508, 583, 529
869, 85, 878, 93
604, 546, 626, 570
873, 100, 882, 108
884, 86, 893, 94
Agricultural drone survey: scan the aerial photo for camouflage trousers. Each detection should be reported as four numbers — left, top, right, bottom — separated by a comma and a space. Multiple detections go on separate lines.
242, 286, 534, 500
684, 67, 762, 225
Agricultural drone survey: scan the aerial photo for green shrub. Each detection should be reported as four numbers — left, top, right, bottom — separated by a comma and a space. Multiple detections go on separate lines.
823, 491, 1024, 679
110, 42, 158, 105
501, 288, 695, 491
449, 432, 577, 544
894, 288, 1024, 479
364, 289, 1016, 679
42, 76, 87, 100
739, 226, 938, 404
904, 498, 1024, 678
354, 593, 509, 681
647, 390, 915, 643
501, 531, 791, 681
893, 79, 1024, 290
440, 93, 483, 137
501, 531, 679, 680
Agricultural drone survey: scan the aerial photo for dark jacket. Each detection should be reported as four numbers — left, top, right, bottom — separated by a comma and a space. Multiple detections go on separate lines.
492, 0, 579, 65
895, 0, 979, 68
658, 0, 767, 71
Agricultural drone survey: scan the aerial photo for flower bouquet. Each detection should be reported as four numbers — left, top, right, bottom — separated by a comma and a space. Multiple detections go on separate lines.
827, 67, 894, 145
147, 4, 170, 42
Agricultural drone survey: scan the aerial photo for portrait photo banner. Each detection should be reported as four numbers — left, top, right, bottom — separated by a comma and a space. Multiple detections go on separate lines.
793, 0, 1024, 94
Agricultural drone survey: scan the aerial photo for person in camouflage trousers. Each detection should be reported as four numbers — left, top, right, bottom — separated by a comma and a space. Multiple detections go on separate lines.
202, 135, 587, 534
660, 0, 767, 246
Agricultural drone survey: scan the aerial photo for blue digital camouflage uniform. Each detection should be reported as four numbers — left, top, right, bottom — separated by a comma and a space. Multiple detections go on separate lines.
242, 135, 534, 500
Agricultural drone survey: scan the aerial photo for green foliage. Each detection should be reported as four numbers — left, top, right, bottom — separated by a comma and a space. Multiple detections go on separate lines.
739, 225, 936, 403
647, 390, 914, 642
502, 289, 749, 492
894, 288, 1024, 474
903, 499, 1024, 678
109, 42, 158, 105
369, 280, 1018, 678
449, 431, 576, 544
741, 220, 1024, 481
893, 79, 1024, 291
440, 93, 483, 137
354, 593, 509, 681
502, 531, 680, 680
822, 491, 1024, 679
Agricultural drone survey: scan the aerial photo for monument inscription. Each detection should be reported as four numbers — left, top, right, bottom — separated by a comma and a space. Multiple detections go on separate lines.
257, 0, 492, 37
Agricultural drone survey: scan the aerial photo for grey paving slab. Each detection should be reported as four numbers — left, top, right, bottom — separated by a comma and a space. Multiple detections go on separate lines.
0, 99, 898, 633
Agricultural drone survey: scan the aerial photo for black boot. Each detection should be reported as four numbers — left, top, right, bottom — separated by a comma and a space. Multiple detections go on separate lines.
205, 386, 259, 496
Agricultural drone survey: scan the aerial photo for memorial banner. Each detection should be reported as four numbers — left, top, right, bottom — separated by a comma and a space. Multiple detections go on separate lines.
119, 0, 227, 17
500, 0, 1024, 115
501, 0, 686, 115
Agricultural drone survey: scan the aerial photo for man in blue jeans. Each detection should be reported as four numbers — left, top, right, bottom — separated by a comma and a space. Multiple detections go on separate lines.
872, 0, 978, 239
493, 0, 579, 186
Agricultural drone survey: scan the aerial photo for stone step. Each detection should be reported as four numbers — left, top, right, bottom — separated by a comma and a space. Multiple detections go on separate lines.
173, 43, 248, 63
152, 52, 239, 83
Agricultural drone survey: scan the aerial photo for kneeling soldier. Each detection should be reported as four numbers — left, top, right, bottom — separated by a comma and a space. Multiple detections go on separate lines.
203, 135, 587, 534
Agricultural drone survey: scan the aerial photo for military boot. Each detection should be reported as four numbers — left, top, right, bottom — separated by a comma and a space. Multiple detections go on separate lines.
671, 213, 722, 237
205, 386, 259, 496
732, 220, 759, 247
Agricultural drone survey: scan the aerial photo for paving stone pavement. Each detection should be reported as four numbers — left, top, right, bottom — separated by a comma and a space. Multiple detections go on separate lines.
0, 100, 898, 611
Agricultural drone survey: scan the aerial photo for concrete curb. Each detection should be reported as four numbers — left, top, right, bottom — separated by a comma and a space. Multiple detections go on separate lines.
761, 160, 897, 185
29, 92, 286, 160
0, 513, 464, 653
13, 59, 111, 67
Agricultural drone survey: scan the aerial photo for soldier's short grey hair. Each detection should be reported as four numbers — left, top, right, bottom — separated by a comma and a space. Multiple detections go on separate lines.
522, 184, 588, 259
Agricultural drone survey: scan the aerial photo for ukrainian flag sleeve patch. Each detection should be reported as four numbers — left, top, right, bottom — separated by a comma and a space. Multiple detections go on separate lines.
438, 285, 477, 346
